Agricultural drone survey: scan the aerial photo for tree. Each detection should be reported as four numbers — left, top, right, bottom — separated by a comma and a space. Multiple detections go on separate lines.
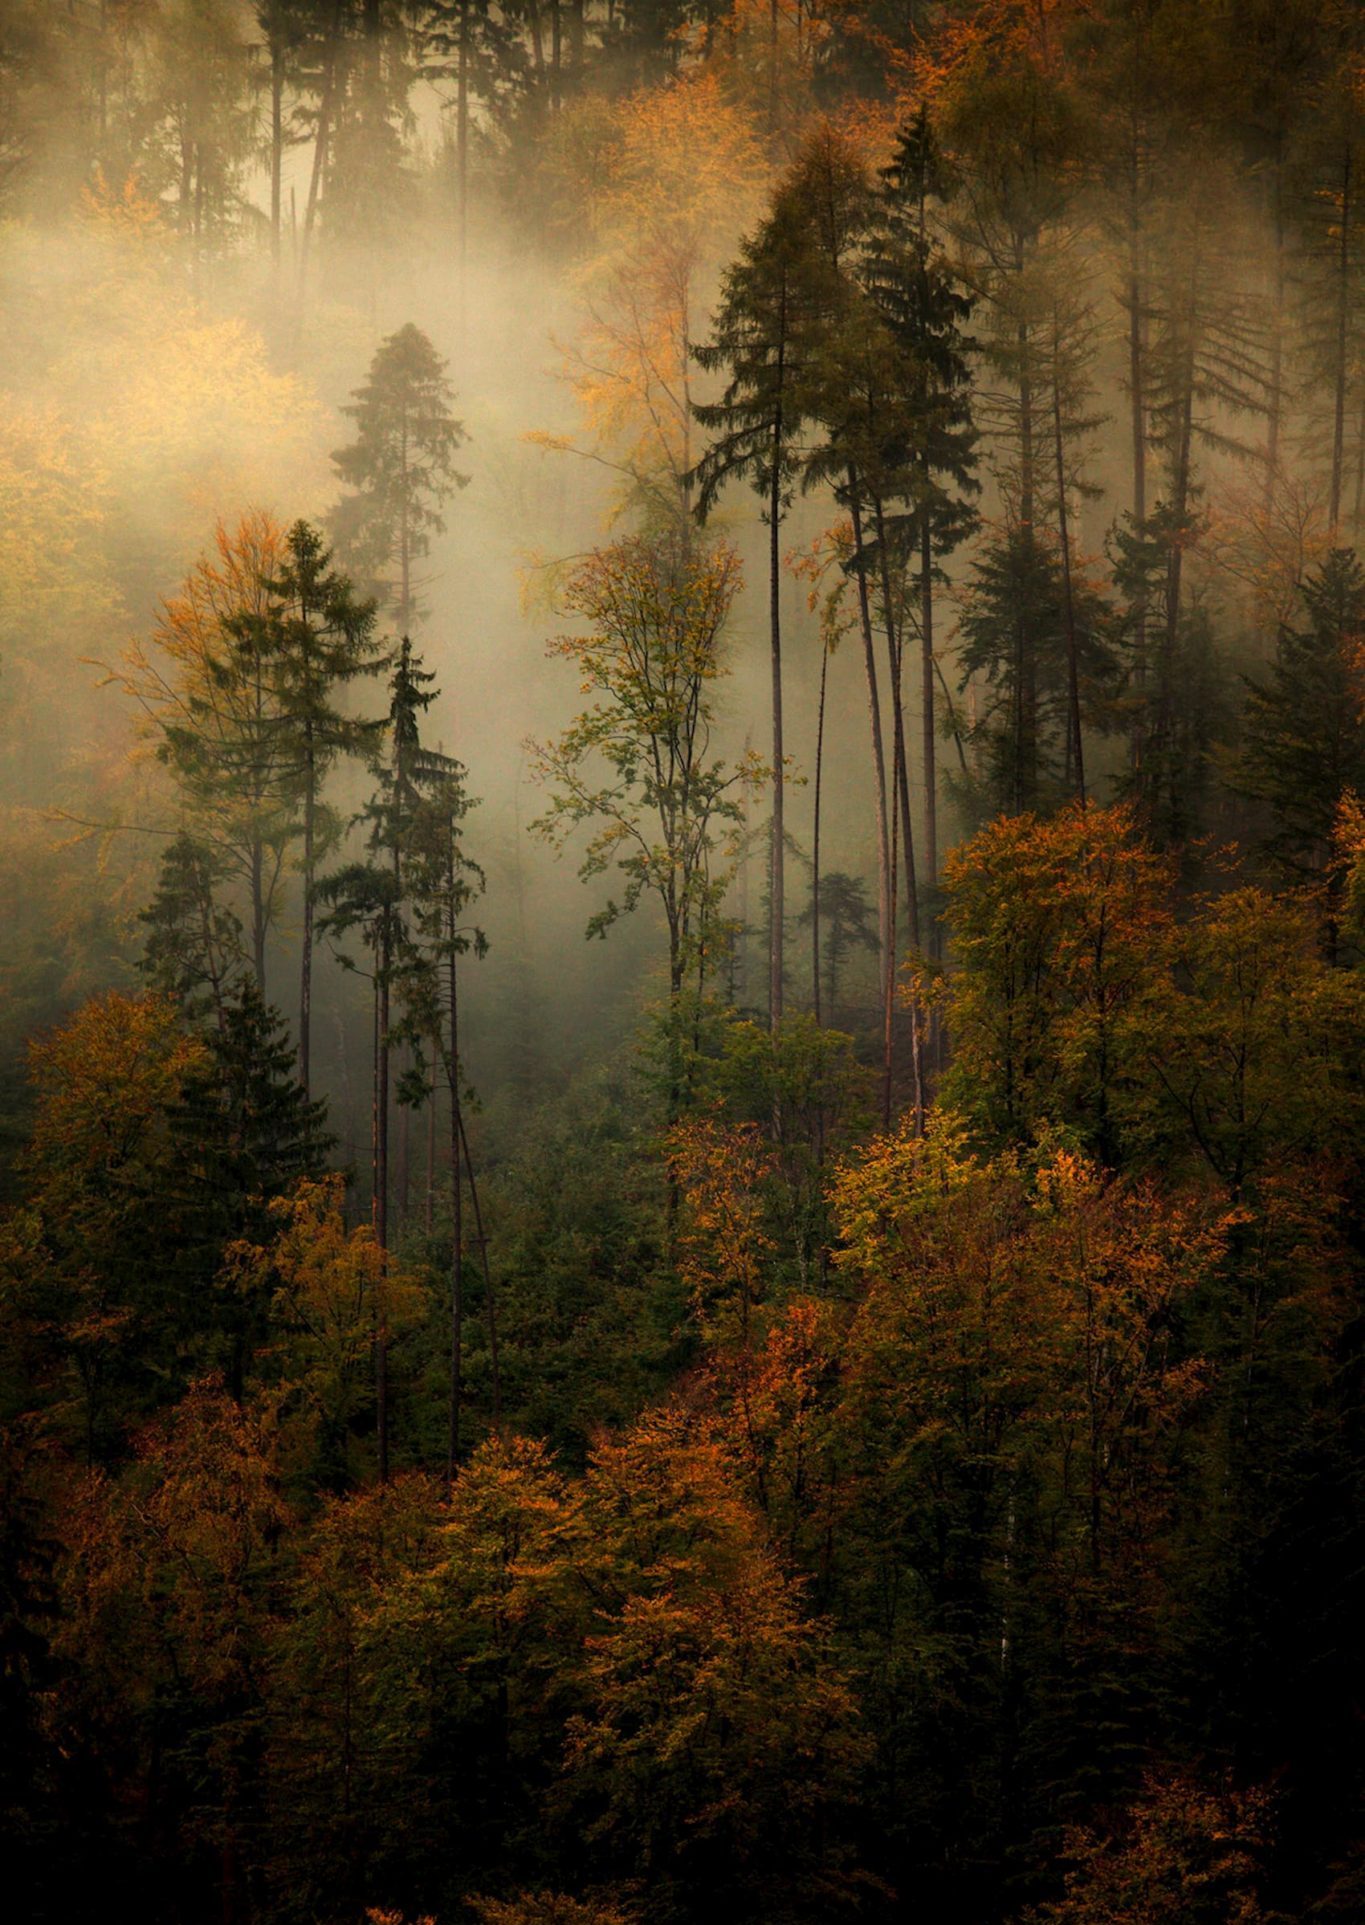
693, 190, 815, 1034
138, 830, 247, 1036
116, 512, 298, 993
939, 803, 1173, 1162
168, 978, 332, 1393
267, 518, 382, 1095
795, 870, 878, 1029
318, 637, 453, 1478
866, 105, 979, 928
1232, 547, 1365, 904
397, 752, 489, 1477
17, 992, 208, 1453
531, 528, 755, 1112
956, 528, 1118, 820
331, 322, 469, 631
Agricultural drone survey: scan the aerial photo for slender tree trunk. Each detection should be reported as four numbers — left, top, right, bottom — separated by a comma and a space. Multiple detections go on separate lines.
457, 0, 469, 337
446, 942, 463, 1491
373, 957, 390, 1486
1265, 146, 1285, 503
425, 1077, 436, 1235
812, 635, 829, 1023
270, 43, 283, 273
459, 1104, 501, 1431
1127, 160, 1149, 778
919, 508, 938, 955
300, 730, 315, 1095
849, 475, 893, 1129
768, 425, 784, 1032
399, 412, 411, 631
873, 493, 919, 950
250, 839, 267, 995
1052, 314, 1085, 801
1331, 142, 1353, 535
1017, 307, 1035, 528
300, 2, 343, 291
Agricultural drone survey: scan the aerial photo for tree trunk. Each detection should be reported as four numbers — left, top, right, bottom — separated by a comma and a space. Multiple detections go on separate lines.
446, 943, 463, 1491
457, 0, 469, 336
919, 509, 938, 956
300, 729, 315, 1095
250, 837, 267, 996
1331, 142, 1353, 535
873, 492, 919, 951
373, 956, 390, 1486
1052, 313, 1085, 802
768, 426, 784, 1031
1127, 171, 1148, 778
848, 475, 893, 1130
458, 1103, 501, 1431
300, 2, 343, 291
812, 634, 829, 1023
270, 41, 283, 272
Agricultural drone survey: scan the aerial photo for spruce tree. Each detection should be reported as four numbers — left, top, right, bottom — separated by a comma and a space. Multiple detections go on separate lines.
331, 322, 469, 630
138, 832, 247, 1036
693, 192, 815, 1033
1234, 547, 1365, 898
267, 519, 383, 1096
866, 105, 978, 935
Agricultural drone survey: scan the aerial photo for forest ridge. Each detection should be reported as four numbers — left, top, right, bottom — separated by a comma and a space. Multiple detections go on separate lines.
4, 4, 1365, 1924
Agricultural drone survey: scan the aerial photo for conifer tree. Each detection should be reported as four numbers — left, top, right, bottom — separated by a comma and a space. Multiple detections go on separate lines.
331, 322, 469, 630
1233, 547, 1365, 902
693, 192, 813, 1034
138, 831, 247, 1037
867, 105, 978, 933
267, 519, 383, 1096
317, 636, 454, 1477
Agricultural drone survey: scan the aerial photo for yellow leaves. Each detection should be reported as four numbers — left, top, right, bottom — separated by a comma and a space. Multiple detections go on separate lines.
829, 1106, 976, 1277
26, 989, 206, 1185
536, 74, 764, 513
667, 1116, 776, 1340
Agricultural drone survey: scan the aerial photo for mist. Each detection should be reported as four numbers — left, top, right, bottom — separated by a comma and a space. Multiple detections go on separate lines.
5, 6, 1365, 1923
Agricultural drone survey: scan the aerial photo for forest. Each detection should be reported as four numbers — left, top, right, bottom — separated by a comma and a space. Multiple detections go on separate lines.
3, 2, 1365, 1921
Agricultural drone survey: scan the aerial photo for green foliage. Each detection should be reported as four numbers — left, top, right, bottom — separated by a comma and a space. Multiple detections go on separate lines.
331, 323, 469, 627
1233, 547, 1365, 891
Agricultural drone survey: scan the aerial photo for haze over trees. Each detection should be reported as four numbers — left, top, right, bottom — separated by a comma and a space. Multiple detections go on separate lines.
4, 4, 1365, 1923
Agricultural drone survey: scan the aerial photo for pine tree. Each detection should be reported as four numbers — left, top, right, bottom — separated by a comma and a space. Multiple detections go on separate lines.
331, 322, 469, 630
1233, 547, 1365, 903
956, 526, 1118, 820
866, 104, 979, 936
693, 191, 813, 1035
138, 831, 247, 1037
169, 978, 332, 1393
317, 635, 455, 1477
267, 518, 383, 1096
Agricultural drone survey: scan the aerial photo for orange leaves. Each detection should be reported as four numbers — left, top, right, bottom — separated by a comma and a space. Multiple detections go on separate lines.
26, 988, 206, 1188
940, 801, 1175, 1152
537, 74, 764, 515
834, 1133, 1224, 1605
1033, 1770, 1276, 1924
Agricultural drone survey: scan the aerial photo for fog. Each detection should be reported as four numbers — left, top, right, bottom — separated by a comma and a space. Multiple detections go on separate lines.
2, 0, 1361, 1187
